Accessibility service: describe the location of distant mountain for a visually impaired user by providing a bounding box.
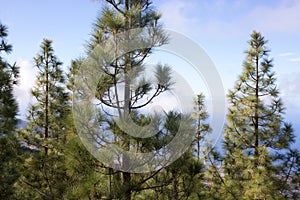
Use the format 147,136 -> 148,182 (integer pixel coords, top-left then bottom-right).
292,123 -> 300,149
16,119 -> 41,152
16,118 -> 27,129
0,119 -> 27,137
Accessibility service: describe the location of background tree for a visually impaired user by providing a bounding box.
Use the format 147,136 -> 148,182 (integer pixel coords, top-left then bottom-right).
16,39 -> 70,199
276,148 -> 300,199
194,93 -> 211,161
64,59 -> 108,199
0,22 -> 22,199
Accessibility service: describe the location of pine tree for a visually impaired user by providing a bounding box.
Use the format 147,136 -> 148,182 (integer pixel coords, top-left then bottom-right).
16,39 -> 70,199
71,1 -> 171,199
0,22 -> 22,199
217,31 -> 296,199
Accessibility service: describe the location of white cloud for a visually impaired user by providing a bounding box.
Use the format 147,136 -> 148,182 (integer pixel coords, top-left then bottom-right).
279,52 -> 295,57
158,0 -> 300,39
13,59 -> 37,119
245,0 -> 300,34
278,52 -> 300,62
279,72 -> 300,110
211,0 -> 300,37
289,58 -> 300,62
158,0 -> 198,34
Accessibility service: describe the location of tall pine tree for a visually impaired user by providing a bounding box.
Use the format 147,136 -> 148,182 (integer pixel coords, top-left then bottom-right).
71,1 -> 172,199
215,31 -> 296,199
16,39 -> 70,199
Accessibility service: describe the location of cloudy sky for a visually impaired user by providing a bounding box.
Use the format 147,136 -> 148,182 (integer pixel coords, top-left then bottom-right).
1,0 -> 300,146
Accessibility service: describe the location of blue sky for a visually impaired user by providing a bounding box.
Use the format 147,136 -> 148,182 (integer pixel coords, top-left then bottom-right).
1,0 -> 300,146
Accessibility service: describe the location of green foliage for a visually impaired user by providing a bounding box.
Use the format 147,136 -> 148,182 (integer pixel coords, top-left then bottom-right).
0,134 -> 23,199
15,152 -> 67,200
0,22 -> 22,199
63,131 -> 106,199
0,22 -> 19,135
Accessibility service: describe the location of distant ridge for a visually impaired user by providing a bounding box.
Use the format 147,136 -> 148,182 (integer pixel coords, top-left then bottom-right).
16,118 -> 27,129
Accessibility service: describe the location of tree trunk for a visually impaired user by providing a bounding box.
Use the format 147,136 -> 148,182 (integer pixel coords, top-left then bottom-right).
197,114 -> 201,161
45,51 -> 49,155
254,54 -> 259,167
122,1 -> 132,199
172,174 -> 179,200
